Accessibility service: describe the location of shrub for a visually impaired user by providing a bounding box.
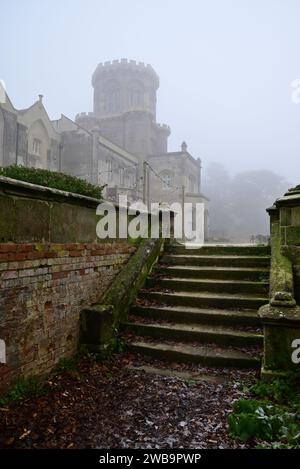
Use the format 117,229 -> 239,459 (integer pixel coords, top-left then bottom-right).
0,165 -> 104,199
250,373 -> 300,403
229,398 -> 300,445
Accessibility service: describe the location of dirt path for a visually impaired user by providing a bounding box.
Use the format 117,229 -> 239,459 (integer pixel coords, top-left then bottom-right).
0,354 -> 258,449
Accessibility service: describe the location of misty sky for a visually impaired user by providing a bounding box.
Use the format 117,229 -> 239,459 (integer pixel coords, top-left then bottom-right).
1,0 -> 300,185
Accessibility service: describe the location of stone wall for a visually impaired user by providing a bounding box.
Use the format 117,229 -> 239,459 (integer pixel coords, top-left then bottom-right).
0,177 -> 135,393
0,107 -> 28,167
0,242 -> 133,393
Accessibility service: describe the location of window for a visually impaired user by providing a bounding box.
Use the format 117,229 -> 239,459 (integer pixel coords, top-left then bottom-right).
161,171 -> 173,190
32,138 -> 41,156
106,89 -> 120,113
106,159 -> 113,182
119,167 -> 124,186
129,89 -> 143,107
189,175 -> 196,193
16,155 -> 24,166
128,80 -> 144,108
126,170 -> 135,188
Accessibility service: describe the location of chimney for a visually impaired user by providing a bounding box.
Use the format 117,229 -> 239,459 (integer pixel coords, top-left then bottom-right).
181,141 -> 187,153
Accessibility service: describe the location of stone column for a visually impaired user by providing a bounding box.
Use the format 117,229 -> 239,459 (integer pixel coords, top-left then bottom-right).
259,190 -> 300,380
197,157 -> 202,193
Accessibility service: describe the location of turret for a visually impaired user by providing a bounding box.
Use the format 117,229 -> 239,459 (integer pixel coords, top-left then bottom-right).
92,58 -> 159,119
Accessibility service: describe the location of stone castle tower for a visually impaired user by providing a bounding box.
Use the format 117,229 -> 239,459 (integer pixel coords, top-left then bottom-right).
76,59 -> 170,158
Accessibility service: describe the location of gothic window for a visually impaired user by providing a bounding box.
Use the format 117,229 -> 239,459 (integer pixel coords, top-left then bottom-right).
128,80 -> 144,107
189,175 -> 196,193
126,170 -> 135,188
129,89 -> 143,106
32,138 -> 41,156
106,159 -> 113,182
16,155 -> 24,166
106,89 -> 120,113
161,171 -> 173,190
119,167 -> 124,186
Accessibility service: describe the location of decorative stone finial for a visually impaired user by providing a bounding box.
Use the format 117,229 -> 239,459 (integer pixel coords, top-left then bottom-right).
181,141 -> 187,152
38,94 -> 43,103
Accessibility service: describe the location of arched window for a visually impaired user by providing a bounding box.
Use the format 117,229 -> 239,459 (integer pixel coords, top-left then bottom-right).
160,171 -> 174,190
106,89 -> 120,113
106,159 -> 113,181
28,119 -> 50,169
189,175 -> 196,193
129,89 -> 142,106
119,167 -> 124,186
104,80 -> 121,113
128,80 -> 144,108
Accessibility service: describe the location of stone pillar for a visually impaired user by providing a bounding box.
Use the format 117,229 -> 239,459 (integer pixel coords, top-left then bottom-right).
197,157 -> 202,193
259,190 -> 300,380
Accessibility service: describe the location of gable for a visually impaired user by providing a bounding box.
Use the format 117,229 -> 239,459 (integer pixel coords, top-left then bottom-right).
18,101 -> 60,141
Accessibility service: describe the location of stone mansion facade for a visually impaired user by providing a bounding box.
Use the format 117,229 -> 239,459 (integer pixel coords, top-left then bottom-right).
0,59 -> 208,231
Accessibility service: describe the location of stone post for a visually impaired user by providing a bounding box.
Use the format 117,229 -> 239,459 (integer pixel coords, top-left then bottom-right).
259,188 -> 300,380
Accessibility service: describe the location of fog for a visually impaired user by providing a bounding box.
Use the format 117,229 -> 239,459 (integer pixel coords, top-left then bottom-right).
1,0 -> 300,239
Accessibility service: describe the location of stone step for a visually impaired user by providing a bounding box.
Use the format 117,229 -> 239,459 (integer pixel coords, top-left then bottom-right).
160,254 -> 270,268
127,341 -> 261,369
146,277 -> 269,295
122,321 -> 263,347
126,364 -> 226,384
165,244 -> 270,256
130,304 -> 261,326
139,290 -> 268,310
155,265 -> 269,282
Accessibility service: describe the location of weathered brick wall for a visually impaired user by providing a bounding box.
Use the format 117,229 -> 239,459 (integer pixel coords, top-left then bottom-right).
0,242 -> 135,392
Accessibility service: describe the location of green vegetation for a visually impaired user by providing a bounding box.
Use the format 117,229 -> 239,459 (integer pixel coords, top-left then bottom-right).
0,353 -> 94,405
0,165 -> 104,199
115,338 -> 126,353
0,376 -> 45,405
229,374 -> 300,448
52,356 -> 79,376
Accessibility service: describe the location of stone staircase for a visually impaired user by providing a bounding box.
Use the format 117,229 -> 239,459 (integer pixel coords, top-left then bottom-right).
121,244 -> 270,369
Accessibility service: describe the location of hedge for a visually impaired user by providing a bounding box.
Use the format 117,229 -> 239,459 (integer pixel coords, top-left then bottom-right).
0,165 -> 104,200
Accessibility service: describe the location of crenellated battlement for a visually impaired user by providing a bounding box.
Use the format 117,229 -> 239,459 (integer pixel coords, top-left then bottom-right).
92,58 -> 159,87
155,122 -> 171,134
75,112 -> 95,120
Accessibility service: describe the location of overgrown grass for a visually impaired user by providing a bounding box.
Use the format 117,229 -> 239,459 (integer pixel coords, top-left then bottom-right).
0,165 -> 105,199
0,353 -> 94,406
229,373 -> 300,448
51,356 -> 79,376
0,376 -> 45,406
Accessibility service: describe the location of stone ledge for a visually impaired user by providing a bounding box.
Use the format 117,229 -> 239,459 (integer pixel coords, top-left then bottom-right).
0,175 -> 102,208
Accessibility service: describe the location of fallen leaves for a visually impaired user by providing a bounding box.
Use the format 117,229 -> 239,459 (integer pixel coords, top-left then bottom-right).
0,354 -> 257,449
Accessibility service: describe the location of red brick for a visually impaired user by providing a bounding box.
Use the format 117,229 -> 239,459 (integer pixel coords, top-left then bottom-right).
52,271 -> 68,280
85,243 -> 99,250
0,364 -> 10,379
69,251 -> 82,257
17,244 -> 34,253
8,253 -> 28,261
0,244 -> 17,253
0,253 -> 10,261
44,251 -> 58,259
66,243 -> 85,251
91,249 -> 105,256
27,252 -> 46,260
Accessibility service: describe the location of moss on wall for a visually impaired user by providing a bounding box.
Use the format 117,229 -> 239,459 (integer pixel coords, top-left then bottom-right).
80,236 -> 164,356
